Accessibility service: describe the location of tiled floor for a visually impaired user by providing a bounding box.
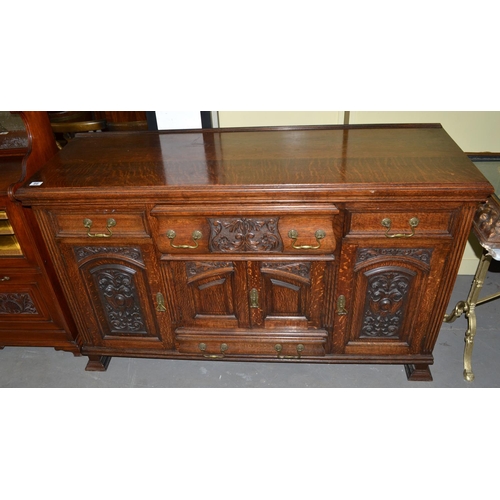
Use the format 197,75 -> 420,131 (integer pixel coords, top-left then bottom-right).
1,265 -> 499,387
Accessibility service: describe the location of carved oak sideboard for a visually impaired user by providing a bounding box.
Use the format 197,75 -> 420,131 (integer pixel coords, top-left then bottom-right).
15,124 -> 494,380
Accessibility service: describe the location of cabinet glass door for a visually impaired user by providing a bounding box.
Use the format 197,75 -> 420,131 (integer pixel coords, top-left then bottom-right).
0,211 -> 22,257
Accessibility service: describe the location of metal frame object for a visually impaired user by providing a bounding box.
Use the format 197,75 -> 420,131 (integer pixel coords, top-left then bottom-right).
444,193 -> 500,381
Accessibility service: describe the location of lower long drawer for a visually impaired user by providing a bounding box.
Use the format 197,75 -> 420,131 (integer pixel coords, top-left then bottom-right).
175,330 -> 327,358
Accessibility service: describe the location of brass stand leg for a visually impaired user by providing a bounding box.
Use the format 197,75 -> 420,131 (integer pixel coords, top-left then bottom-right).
444,250 -> 492,382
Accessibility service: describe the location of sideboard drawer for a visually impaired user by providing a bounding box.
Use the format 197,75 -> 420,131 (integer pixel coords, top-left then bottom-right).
154,214 -> 337,254
175,332 -> 327,358
347,210 -> 454,238
0,271 -> 51,321
51,211 -> 150,238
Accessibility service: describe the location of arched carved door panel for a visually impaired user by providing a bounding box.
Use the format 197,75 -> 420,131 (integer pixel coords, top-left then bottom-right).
335,243 -> 449,356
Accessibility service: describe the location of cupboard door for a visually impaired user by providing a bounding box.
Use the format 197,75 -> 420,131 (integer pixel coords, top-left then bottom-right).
335,242 -> 449,355
252,261 -> 326,331
169,259 -> 327,333
61,244 -> 168,349
169,260 -> 249,330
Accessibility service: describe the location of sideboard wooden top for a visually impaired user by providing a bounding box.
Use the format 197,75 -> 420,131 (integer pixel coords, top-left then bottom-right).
15,124 -> 494,203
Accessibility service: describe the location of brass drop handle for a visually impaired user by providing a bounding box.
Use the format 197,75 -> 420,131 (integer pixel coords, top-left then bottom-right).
381,217 -> 419,238
0,276 -> 10,282
336,295 -> 348,315
288,229 -> 326,249
275,344 -> 304,359
199,342 -> 228,358
83,218 -> 116,238
155,292 -> 167,312
167,229 -> 202,249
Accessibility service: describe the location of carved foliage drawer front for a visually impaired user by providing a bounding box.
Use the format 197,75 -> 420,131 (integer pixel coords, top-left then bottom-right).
154,215 -> 337,254
0,272 -> 51,323
347,209 -> 454,238
51,211 -> 150,238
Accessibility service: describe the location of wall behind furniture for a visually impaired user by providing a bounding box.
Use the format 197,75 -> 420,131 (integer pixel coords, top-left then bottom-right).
349,111 -> 500,153
218,111 -> 345,127
219,111 -> 500,153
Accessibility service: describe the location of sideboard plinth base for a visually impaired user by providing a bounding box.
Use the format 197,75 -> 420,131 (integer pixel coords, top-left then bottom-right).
85,355 -> 111,372
404,363 -> 433,381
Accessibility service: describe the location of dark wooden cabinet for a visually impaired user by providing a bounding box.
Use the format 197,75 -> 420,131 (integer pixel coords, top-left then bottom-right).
15,124 -> 494,380
0,114 -> 78,352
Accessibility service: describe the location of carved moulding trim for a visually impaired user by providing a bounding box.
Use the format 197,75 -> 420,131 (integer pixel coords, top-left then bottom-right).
74,246 -> 144,264
185,261 -> 233,279
208,217 -> 283,252
356,247 -> 433,264
261,261 -> 311,281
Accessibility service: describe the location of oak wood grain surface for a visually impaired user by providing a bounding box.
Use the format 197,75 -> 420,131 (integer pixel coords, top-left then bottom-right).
15,125 -> 493,204
13,122 -> 495,380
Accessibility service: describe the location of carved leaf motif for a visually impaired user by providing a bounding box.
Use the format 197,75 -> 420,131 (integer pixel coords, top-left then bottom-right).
474,197 -> 500,243
95,269 -> 147,334
209,217 -> 283,252
357,248 -> 433,264
75,246 -> 143,264
0,293 -> 38,314
361,271 -> 412,338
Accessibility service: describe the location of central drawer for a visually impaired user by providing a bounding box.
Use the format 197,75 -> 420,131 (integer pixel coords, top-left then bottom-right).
151,205 -> 340,255
175,331 -> 327,358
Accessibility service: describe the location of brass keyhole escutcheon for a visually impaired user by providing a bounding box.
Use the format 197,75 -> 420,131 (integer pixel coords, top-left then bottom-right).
155,292 -> 167,312
336,295 -> 348,316
249,288 -> 259,308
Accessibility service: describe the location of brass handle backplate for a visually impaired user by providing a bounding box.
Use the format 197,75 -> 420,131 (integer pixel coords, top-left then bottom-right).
199,342 -> 228,358
155,292 -> 167,312
336,295 -> 348,315
249,288 -> 259,308
167,229 -> 202,249
288,229 -> 326,249
381,217 -> 419,238
0,276 -> 10,282
83,218 -> 116,238
275,344 -> 304,359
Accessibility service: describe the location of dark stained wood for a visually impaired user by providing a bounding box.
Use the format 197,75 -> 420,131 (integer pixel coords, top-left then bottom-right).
15,125 -> 490,201
93,111 -> 148,131
0,112 -> 79,352
14,124 -> 494,380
